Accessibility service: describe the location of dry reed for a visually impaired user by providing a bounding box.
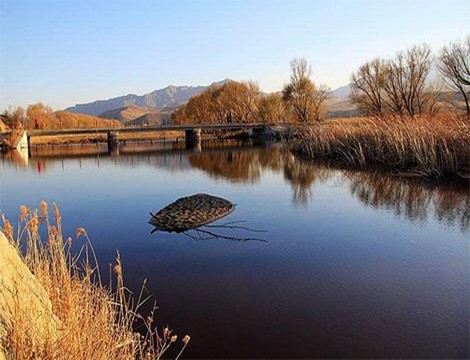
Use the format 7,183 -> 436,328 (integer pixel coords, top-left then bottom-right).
289,113 -> 470,179
1,202 -> 189,359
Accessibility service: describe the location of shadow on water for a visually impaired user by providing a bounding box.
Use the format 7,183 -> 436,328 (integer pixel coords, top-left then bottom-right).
151,220 -> 268,243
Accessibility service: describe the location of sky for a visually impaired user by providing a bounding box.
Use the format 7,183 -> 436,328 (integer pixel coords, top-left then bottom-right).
1,0 -> 469,110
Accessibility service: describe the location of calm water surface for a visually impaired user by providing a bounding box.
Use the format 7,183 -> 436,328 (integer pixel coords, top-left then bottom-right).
1,141 -> 469,359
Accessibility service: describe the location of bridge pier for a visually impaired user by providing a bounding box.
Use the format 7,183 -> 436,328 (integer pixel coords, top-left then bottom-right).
185,128 -> 202,150
107,131 -> 120,155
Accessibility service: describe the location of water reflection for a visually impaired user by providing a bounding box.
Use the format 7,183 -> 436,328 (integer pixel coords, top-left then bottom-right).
1,148 -> 29,169
2,140 -> 468,231
1,139 -> 468,358
188,147 -> 279,183
154,223 -> 268,243
344,170 -> 470,231
283,154 -> 336,207
189,145 -> 469,231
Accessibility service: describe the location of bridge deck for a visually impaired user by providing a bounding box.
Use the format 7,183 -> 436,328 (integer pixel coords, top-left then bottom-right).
27,123 -> 269,137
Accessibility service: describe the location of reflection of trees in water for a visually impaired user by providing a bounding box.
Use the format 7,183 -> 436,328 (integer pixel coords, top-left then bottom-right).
280,155 -> 469,230
188,147 -> 283,184
1,148 -> 29,169
189,146 -> 333,206
6,141 -> 468,231
344,170 -> 470,231
192,144 -> 470,230
283,155 -> 318,206
282,153 -> 339,207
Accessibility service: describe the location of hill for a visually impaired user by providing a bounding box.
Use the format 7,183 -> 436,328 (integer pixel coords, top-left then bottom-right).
98,105 -> 154,122
327,84 -> 358,118
327,100 -> 359,118
127,112 -> 169,127
65,81 -> 362,122
66,80 -> 232,116
330,84 -> 352,99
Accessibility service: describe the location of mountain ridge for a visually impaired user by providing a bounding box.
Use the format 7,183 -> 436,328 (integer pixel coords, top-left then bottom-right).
66,79 -> 232,116
330,83 -> 352,99
66,80 -> 353,120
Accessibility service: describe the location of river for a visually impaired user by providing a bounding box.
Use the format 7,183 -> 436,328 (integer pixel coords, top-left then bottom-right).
1,140 -> 468,358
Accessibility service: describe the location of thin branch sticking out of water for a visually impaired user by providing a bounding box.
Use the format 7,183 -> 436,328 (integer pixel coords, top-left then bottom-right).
151,220 -> 268,243
183,227 -> 267,243
203,220 -> 267,233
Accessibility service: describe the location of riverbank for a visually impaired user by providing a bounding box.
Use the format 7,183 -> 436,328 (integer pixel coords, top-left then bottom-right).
288,114 -> 470,180
0,202 -> 188,359
29,130 -> 185,146
26,129 -> 253,146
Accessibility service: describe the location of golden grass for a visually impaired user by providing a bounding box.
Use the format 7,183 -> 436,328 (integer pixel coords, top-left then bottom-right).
30,134 -> 108,145
119,131 -> 184,141
290,113 -> 470,179
30,131 -> 185,146
1,202 -> 189,359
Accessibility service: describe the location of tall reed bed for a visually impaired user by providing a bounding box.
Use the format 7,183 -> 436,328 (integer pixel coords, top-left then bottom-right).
289,113 -> 470,179
1,202 -> 189,359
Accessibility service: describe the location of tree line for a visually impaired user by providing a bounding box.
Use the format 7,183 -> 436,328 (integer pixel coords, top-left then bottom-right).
0,102 -> 120,130
351,37 -> 470,118
2,35 -> 468,130
172,59 -> 330,125
174,35 -> 469,125
0,103 -> 54,129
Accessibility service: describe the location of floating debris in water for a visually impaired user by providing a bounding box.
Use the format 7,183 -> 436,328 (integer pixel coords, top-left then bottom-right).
149,193 -> 235,232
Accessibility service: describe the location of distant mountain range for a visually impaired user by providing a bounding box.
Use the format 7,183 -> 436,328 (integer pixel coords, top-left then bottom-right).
66,79 -> 232,117
98,104 -> 157,123
65,80 -> 355,123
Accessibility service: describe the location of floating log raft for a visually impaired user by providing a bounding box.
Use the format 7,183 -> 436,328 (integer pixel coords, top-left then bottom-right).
150,193 -> 235,232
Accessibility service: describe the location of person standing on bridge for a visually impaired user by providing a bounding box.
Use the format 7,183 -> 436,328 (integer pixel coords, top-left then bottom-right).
34,118 -> 40,130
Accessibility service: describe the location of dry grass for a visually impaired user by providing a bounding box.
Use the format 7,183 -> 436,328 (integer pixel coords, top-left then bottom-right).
119,131 -> 184,141
30,131 -> 185,146
289,113 -> 470,179
0,202 -> 189,359
30,134 -> 108,145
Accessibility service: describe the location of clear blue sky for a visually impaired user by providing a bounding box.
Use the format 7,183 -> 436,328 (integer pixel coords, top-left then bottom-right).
1,0 -> 469,110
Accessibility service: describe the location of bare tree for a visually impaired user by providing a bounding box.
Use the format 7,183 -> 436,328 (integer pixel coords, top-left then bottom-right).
1,106 -> 27,129
282,58 -> 329,123
352,45 -> 436,117
311,84 -> 330,121
350,58 -> 387,115
438,36 -> 470,118
383,45 -> 434,116
282,58 -> 314,123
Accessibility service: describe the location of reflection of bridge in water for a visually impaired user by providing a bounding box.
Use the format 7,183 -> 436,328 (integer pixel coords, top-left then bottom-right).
9,139 -> 276,174
27,139 -> 274,164
2,140 -> 468,231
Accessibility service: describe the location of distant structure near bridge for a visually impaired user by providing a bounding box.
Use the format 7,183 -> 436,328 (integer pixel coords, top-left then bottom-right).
1,123 -> 280,156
